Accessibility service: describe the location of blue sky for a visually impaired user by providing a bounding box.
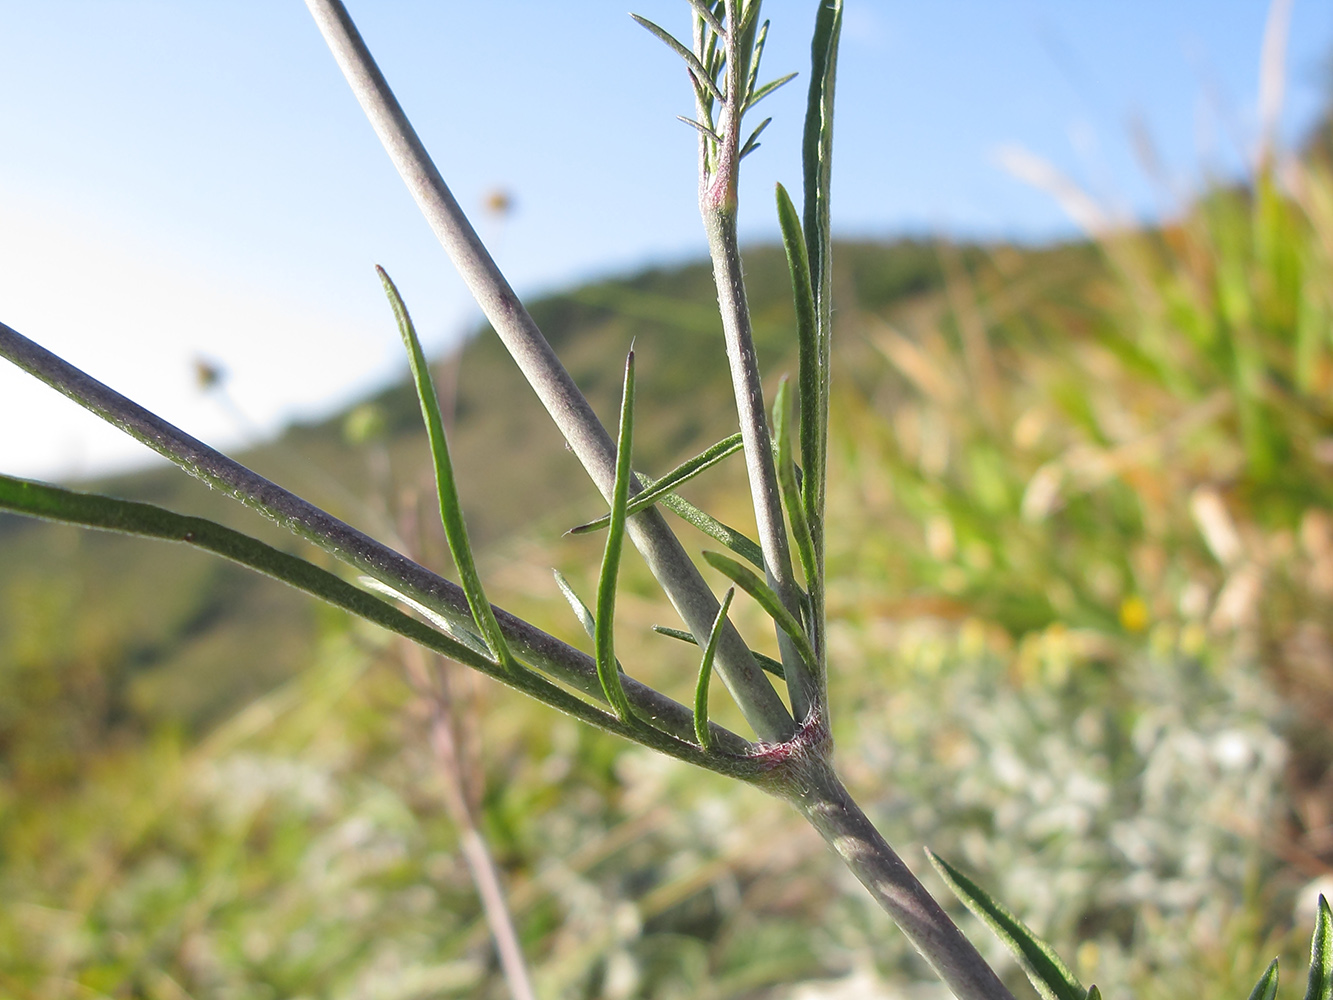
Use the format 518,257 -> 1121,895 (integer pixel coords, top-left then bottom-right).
1,1 -> 1330,481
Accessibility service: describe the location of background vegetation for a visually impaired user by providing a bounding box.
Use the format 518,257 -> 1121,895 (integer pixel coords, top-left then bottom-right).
3,107 -> 1333,1000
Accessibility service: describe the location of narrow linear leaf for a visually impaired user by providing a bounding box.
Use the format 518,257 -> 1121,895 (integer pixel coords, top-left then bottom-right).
802,0 -> 843,295
739,117 -> 771,160
776,182 -> 820,529
554,569 -> 625,673
747,71 -> 798,111
594,351 -> 637,722
1248,959 -> 1279,1000
694,587 -> 735,751
684,0 -> 726,40
552,570 -> 595,640
801,0 -> 843,540
701,23 -> 722,110
359,576 -> 489,656
568,432 -> 743,535
743,19 -> 770,107
773,379 -> 818,589
0,473 -> 503,674
677,114 -> 723,144
652,625 -> 698,644
702,550 -> 816,670
1084,988 -> 1101,1000
653,486 -> 766,571
1306,896 -> 1332,1000
379,266 -> 518,673
632,14 -> 724,103
926,850 -> 1085,1000
652,624 -> 785,679
736,0 -> 764,57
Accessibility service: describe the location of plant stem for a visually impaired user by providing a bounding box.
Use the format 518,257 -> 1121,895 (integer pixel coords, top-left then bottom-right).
697,2 -> 817,722
703,204 -> 815,722
785,760 -> 1018,1000
0,321 -> 753,760
304,0 -> 796,744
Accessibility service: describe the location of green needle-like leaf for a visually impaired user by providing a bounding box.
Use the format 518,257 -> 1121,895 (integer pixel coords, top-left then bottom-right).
739,117 -> 771,160
773,378 -> 817,590
927,851 -> 1086,1000
1306,896 -> 1332,1000
702,550 -> 815,670
568,432 -> 743,535
650,485 -> 765,570
747,71 -> 797,111
553,569 -> 626,674
632,14 -> 724,104
553,570 -> 596,641
379,266 -> 519,674
776,182 -> 820,531
801,0 -> 842,543
595,351 -> 638,723
743,19 -> 769,106
694,587 -> 735,751
652,625 -> 785,679
684,0 -> 727,40
677,114 -> 724,144
360,576 -> 490,656
1248,959 -> 1279,1000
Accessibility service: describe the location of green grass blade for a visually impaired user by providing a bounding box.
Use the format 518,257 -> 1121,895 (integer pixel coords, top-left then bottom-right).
1248,959 -> 1279,1000
594,351 -> 637,723
1305,896 -> 1332,1000
568,432 -> 743,535
702,550 -> 815,670
379,266 -> 518,673
773,378 -> 818,589
631,13 -> 724,104
652,625 -> 785,679
776,182 -> 821,532
926,850 -> 1085,1000
694,587 -> 735,751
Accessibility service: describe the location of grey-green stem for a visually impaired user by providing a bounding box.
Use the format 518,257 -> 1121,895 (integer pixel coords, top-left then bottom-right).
305,0 -> 796,744
703,205 -> 815,723
697,2 -> 817,722
785,757 -> 1018,1000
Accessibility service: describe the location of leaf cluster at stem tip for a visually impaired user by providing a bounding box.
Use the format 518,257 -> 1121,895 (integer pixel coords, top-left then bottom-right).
633,0 -> 797,178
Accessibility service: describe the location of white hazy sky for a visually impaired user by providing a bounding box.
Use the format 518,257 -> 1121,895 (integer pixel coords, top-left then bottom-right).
1,1 -> 1330,482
